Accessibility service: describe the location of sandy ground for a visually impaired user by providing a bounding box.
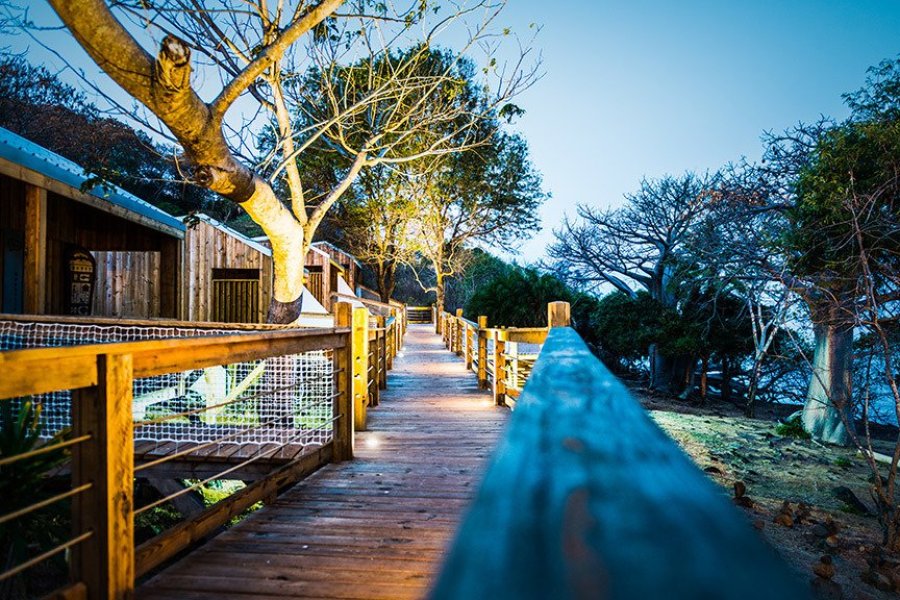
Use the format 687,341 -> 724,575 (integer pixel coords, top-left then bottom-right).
637,390 -> 900,599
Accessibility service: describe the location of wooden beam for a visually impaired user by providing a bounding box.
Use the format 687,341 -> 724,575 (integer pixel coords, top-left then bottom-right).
477,316 -> 488,389
333,303 -> 354,462
464,323 -> 473,371
71,353 -> 135,600
547,300 -> 571,328
492,330 -> 506,405
430,328 -> 809,600
351,306 -> 369,431
23,184 -> 47,314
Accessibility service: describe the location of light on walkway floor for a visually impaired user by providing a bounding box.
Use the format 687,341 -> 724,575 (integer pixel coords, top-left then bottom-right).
365,435 -> 380,449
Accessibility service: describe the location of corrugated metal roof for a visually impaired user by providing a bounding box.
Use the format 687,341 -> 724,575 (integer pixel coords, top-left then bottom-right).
0,126 -> 185,234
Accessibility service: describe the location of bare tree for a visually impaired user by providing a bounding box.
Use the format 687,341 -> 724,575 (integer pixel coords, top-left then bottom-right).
549,172 -> 713,392
44,0 -> 537,322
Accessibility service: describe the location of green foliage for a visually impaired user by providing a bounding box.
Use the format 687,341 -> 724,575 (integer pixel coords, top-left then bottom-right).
593,292 -> 659,361
787,118 -> 900,279
465,267 -> 571,327
774,415 -> 811,439
0,400 -> 71,591
592,288 -> 752,367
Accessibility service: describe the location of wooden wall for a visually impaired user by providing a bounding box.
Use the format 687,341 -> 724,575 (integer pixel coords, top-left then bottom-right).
312,242 -> 361,292
305,247 -> 333,310
0,173 -> 181,318
182,220 -> 273,323
92,251 -> 161,318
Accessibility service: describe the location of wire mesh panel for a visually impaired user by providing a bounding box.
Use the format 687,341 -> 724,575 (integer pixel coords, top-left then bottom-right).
0,320 -> 335,450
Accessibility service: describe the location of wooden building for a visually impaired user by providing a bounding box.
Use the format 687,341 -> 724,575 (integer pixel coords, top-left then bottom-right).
0,127 -> 184,318
311,240 -> 362,294
181,214 -> 274,323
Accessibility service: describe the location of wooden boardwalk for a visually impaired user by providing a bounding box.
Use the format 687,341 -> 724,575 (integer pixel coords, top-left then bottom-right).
138,324 -> 508,600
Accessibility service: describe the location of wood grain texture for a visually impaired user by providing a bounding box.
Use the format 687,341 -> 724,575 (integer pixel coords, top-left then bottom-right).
23,183 -> 47,314
137,324 -> 507,600
183,220 -> 273,323
430,327 -> 810,600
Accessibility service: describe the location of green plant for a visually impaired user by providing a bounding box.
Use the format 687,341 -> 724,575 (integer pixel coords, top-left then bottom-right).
774,415 -> 811,439
0,400 -> 71,595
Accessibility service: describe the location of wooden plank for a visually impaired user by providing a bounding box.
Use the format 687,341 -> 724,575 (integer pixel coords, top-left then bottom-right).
430,327 -> 809,600
71,353 -> 135,600
23,183 -> 46,314
491,330 -> 506,405
138,324 -> 506,600
333,303 -> 354,462
477,316 -> 488,388
351,306 -> 369,432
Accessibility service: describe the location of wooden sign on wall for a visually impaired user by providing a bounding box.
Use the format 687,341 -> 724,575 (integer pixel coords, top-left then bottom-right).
65,246 -> 96,316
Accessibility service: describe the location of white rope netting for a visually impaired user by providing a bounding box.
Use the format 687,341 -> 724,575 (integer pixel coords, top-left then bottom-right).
0,320 -> 335,448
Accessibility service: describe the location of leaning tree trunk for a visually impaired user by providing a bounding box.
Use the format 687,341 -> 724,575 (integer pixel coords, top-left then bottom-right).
801,305 -> 854,445
46,0 -> 339,325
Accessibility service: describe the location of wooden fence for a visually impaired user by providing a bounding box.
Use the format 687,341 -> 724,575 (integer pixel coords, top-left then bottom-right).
0,301 -> 405,599
431,302 -> 808,599
405,305 -> 434,324
438,302 -> 570,406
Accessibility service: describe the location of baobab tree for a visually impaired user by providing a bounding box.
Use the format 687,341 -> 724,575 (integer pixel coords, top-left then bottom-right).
549,172 -> 713,392
44,0 -> 537,322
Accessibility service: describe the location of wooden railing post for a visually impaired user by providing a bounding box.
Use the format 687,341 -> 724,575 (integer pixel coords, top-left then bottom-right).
368,332 -> 379,407
71,353 -> 135,600
333,303 -> 354,461
350,306 -> 369,431
477,316 -> 488,388
547,301 -> 571,328
464,323 -> 473,371
434,306 -> 440,333
492,330 -> 506,405
377,316 -> 387,390
386,318 -> 394,371
454,309 -> 464,355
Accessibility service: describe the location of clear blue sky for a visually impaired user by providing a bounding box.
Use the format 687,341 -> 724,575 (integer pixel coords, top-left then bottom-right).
498,0 -> 900,260
7,1 -> 900,262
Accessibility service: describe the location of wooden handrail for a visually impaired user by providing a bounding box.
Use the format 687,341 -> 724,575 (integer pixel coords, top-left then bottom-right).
439,307 -> 560,404
0,312 -> 302,330
430,326 -> 809,599
0,327 -> 349,400
0,299 -> 415,599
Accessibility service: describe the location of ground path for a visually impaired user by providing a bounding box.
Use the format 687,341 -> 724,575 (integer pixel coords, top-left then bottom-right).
138,324 -> 507,600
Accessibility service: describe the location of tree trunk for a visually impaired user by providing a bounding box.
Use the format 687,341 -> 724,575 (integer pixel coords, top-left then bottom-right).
722,358 -> 732,404
649,347 -> 692,395
434,273 -> 445,335
745,356 -> 763,417
801,307 -> 854,445
376,260 -> 396,304
699,355 -> 709,404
